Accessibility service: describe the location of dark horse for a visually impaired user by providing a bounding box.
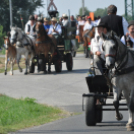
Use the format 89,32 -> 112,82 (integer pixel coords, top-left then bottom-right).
83,27 -> 95,58
35,22 -> 56,73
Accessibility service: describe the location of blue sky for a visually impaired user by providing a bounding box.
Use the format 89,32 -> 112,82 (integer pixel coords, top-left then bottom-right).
36,0 -> 125,17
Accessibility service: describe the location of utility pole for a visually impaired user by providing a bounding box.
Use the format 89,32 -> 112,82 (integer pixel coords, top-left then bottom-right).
125,0 -> 134,21
9,0 -> 13,27
82,0 -> 85,15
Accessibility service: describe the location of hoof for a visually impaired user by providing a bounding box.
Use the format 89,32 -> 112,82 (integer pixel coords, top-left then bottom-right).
44,71 -> 47,74
24,72 -> 28,75
10,73 -> 13,76
116,113 -> 123,121
19,69 -> 23,72
48,70 -> 51,74
127,125 -> 134,131
5,72 -> 7,75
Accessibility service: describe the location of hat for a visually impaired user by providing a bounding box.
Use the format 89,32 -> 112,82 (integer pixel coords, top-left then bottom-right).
128,20 -> 134,28
37,17 -> 43,22
51,17 -> 57,22
29,15 -> 35,20
96,20 -> 110,31
62,14 -> 68,17
44,18 -> 48,22
87,16 -> 91,19
107,5 -> 117,14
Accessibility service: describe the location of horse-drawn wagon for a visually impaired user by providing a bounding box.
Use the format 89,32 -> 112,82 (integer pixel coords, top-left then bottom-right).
30,11 -> 79,74
82,70 -> 127,126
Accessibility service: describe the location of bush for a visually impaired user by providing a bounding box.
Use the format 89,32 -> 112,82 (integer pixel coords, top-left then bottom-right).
0,25 -> 6,48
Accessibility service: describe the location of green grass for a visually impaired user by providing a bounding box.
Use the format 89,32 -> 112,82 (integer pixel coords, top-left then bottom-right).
77,44 -> 84,53
0,95 -> 70,134
0,49 -> 5,55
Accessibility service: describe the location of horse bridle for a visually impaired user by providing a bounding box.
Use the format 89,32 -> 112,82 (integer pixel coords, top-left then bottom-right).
103,38 -> 129,77
102,39 -> 118,60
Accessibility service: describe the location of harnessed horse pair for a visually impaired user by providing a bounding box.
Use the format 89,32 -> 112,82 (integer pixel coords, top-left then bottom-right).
9,24 -> 56,75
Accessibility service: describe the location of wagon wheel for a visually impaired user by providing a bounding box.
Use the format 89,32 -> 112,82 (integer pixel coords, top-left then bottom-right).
85,96 -> 96,126
96,105 -> 103,123
55,58 -> 62,72
66,53 -> 73,71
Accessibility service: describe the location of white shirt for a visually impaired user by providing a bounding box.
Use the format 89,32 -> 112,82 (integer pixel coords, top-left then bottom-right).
122,17 -> 128,35
91,37 -> 105,60
121,35 -> 134,48
78,20 -> 85,26
48,24 -> 62,35
25,21 -> 36,36
83,23 -> 93,31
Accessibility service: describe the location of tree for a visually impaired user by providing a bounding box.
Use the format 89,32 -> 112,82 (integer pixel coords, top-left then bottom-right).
94,8 -> 107,17
0,25 -> 6,48
0,0 -> 44,32
79,7 -> 90,16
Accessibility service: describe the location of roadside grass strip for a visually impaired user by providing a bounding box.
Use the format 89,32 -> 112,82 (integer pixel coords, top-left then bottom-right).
0,57 -> 25,74
0,95 -> 70,134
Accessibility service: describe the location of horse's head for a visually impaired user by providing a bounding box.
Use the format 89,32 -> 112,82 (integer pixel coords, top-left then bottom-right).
101,31 -> 118,69
3,36 -> 10,49
10,27 -> 22,45
35,22 -> 48,38
35,22 -> 44,34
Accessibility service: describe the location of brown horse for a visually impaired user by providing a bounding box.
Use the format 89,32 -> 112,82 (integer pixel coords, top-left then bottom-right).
35,22 -> 56,73
3,36 -> 16,75
83,27 -> 95,58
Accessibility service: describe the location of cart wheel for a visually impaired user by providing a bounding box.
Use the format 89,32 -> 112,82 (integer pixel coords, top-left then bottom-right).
96,105 -> 103,123
66,53 -> 73,71
55,59 -> 62,72
85,96 -> 96,126
30,62 -> 35,73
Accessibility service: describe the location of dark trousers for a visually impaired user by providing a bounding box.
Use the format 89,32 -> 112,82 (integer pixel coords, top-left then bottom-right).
94,56 -> 105,75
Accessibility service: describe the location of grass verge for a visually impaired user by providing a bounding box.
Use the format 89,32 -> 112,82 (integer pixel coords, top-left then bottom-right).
0,95 -> 70,134
0,57 -> 25,74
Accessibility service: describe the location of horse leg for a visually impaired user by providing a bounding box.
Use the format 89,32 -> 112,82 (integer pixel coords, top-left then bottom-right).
44,56 -> 47,74
37,55 -> 40,72
48,54 -> 52,73
10,58 -> 14,75
5,52 -> 8,75
127,89 -> 134,131
24,55 -> 29,75
113,85 -> 123,121
17,54 -> 23,72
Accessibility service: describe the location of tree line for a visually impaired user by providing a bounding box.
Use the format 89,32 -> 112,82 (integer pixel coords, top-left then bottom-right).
79,7 -> 132,21
0,0 -> 44,47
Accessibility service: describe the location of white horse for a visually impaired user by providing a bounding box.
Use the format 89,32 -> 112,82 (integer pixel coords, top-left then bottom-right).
101,31 -> 134,131
10,27 -> 35,74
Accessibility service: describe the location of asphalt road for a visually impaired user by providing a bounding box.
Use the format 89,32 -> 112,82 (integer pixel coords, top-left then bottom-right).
0,54 -> 132,134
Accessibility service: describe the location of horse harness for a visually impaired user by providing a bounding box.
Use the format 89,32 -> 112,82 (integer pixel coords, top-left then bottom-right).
104,38 -> 134,77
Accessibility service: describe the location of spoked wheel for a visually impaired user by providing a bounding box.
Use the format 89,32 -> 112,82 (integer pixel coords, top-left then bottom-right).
55,58 -> 62,72
85,96 -> 96,126
66,53 -> 73,71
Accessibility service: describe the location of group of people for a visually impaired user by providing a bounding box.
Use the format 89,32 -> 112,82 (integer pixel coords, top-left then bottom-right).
90,4 -> 134,76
